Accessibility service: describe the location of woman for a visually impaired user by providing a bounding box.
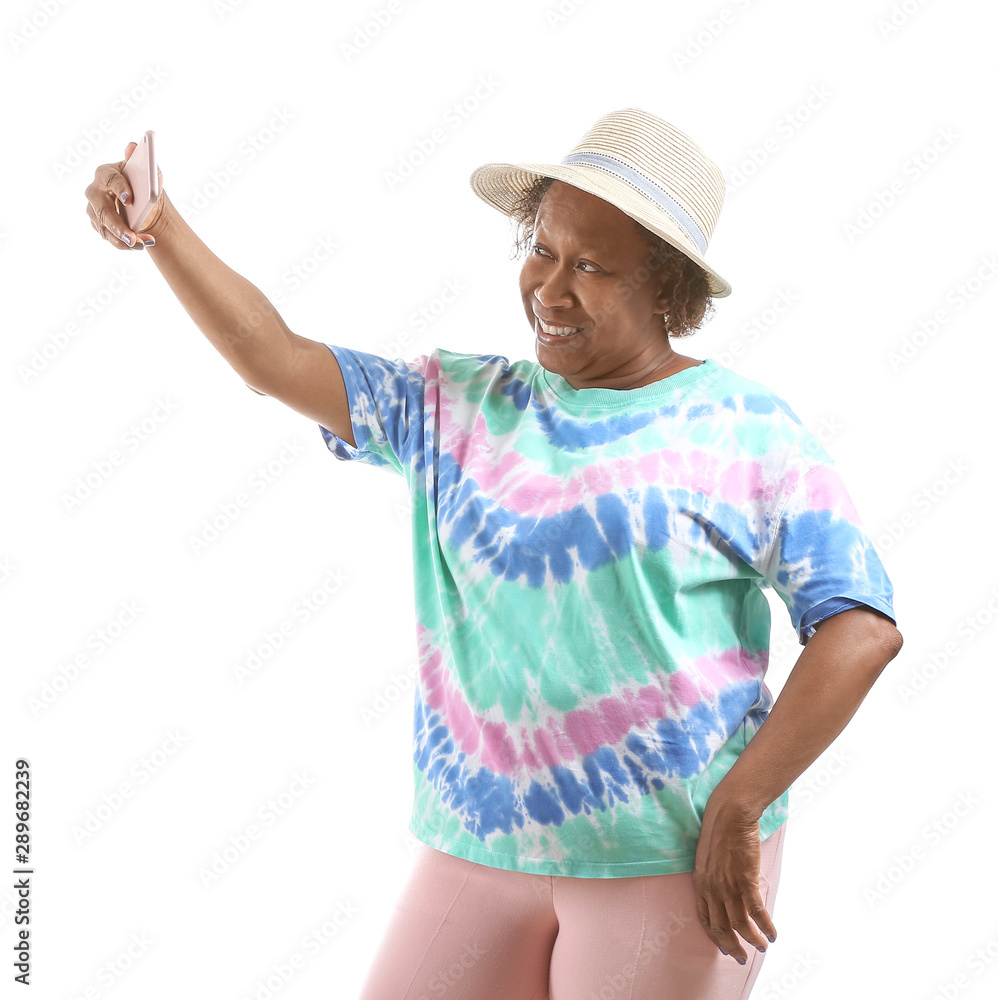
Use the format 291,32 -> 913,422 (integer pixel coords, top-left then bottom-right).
85,108 -> 902,999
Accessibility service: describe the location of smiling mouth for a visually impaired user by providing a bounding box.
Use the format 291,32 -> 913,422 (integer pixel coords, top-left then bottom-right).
536,318 -> 583,338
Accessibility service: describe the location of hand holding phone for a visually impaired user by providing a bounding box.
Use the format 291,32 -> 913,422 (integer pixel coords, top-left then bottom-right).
121,130 -> 160,232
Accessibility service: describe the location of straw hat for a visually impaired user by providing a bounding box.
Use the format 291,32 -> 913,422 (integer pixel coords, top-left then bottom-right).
469,108 -> 731,297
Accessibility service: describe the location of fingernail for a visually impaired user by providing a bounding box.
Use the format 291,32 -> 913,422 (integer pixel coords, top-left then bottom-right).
121,191 -> 129,204
767,934 -> 776,943
737,957 -> 746,966
718,946 -> 727,956
756,944 -> 767,952
121,233 -> 133,246
143,238 -> 155,247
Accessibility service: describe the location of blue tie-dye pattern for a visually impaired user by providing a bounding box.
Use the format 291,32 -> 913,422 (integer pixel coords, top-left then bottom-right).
498,373 -> 534,411
743,394 -> 777,415
475,353 -> 510,366
642,486 -> 673,550
591,746 -> 633,806
770,394 -> 803,424
320,345 -> 896,874
413,680 -> 765,841
622,754 -> 651,794
551,764 -> 588,813
657,715 -> 711,775
675,489 -> 769,569
319,424 -> 367,464
524,781 -> 565,825
595,492 -> 634,556
434,457 -> 778,589
414,697 -> 524,839
719,678 -> 761,730
438,450 -> 649,585
774,508 -> 894,629
317,346 -> 430,472
686,402 -> 715,419
526,392 -> 680,451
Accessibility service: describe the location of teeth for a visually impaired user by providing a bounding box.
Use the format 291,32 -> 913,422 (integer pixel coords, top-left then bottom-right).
539,319 -> 581,337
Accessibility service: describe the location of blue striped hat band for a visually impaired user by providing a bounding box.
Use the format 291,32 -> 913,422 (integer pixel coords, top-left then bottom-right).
559,151 -> 709,256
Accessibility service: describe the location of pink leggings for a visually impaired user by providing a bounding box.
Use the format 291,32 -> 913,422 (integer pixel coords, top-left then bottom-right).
358,822 -> 786,1000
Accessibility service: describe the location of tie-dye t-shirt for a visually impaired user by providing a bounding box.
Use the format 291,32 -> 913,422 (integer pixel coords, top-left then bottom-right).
318,346 -> 896,878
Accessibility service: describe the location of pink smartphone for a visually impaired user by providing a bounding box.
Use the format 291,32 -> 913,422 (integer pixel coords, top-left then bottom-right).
122,130 -> 159,231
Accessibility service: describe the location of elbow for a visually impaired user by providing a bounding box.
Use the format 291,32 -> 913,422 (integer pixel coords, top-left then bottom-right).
815,607 -> 903,676
884,624 -> 904,659
867,616 -> 904,679
869,611 -> 903,661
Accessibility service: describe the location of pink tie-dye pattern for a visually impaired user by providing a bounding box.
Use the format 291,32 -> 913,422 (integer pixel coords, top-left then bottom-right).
445,440 -> 780,519
802,464 -> 862,523
692,645 -> 770,700
718,460 -> 768,504
416,628 -> 482,759
480,720 -> 517,773
416,621 -> 767,775
668,671 -> 702,708
319,349 -> 895,874
431,375 -> 761,516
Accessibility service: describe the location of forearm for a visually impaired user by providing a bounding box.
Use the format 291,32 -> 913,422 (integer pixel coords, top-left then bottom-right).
706,608 -> 903,824
145,193 -> 293,387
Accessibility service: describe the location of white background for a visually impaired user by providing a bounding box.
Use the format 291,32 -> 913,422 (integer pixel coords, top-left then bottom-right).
2,0 -> 996,997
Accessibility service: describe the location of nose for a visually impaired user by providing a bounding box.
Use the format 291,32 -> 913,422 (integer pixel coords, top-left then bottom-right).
532,264 -> 575,309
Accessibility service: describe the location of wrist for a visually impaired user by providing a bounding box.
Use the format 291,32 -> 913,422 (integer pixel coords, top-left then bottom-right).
703,777 -> 768,826
139,190 -> 176,245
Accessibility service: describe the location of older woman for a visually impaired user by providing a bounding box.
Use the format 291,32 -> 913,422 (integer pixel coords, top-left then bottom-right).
86,109 -> 901,1000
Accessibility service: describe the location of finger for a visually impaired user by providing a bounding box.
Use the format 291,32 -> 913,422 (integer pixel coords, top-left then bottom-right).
88,160 -> 133,207
96,200 -> 136,247
727,891 -> 773,956
747,889 -> 777,945
694,890 -> 716,949
702,895 -> 747,965
694,879 -> 740,962
86,198 -> 137,250
120,142 -> 138,206
87,161 -> 137,233
699,880 -> 772,964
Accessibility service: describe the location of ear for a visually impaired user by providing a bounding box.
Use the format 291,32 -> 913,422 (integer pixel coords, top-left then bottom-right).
651,280 -> 672,318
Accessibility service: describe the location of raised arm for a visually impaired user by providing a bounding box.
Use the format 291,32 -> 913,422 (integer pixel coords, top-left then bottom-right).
85,144 -> 355,448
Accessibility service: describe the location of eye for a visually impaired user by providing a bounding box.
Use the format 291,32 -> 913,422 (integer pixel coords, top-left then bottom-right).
531,245 -> 601,272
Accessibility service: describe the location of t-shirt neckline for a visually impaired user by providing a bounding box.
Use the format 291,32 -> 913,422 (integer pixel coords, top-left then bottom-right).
537,358 -> 716,408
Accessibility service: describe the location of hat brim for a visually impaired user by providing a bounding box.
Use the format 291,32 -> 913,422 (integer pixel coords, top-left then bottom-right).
470,161 -> 731,298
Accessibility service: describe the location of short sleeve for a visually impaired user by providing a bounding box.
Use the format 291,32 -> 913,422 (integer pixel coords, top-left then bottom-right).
317,344 -> 428,476
764,462 -> 896,645
798,597 -> 888,642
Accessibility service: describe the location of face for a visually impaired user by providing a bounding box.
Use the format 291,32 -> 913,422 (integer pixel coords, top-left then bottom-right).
518,180 -> 688,391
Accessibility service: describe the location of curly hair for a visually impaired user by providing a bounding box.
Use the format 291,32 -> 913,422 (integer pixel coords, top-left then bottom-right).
507,175 -> 714,338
